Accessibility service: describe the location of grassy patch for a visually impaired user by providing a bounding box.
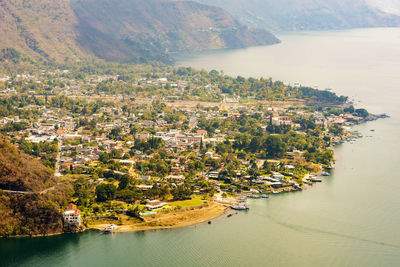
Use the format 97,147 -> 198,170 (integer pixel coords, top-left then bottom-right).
168,197 -> 207,208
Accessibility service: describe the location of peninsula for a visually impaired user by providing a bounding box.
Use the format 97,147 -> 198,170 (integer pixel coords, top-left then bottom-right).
0,62 -> 381,237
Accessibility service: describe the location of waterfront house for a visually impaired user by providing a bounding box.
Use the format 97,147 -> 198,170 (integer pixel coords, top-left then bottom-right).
146,200 -> 167,210
63,204 -> 82,226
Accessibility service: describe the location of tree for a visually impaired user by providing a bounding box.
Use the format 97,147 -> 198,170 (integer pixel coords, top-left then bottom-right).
344,105 -> 355,113
134,137 -> 164,153
171,184 -> 192,200
96,184 -> 117,202
263,135 -> 287,158
1,122 -> 29,132
247,163 -> 260,178
316,149 -> 334,165
108,127 -> 123,140
118,174 -> 131,190
233,134 -> 250,150
99,152 -> 110,164
115,189 -> 139,202
329,125 -> 343,135
126,206 -> 144,221
159,184 -> 171,200
355,108 -> 369,118
262,160 -> 272,172
248,136 -> 261,153
296,118 -> 316,130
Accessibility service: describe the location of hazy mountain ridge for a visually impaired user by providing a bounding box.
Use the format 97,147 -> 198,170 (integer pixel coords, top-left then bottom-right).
195,0 -> 400,32
0,0 -> 279,64
72,0 -> 279,62
368,0 -> 400,15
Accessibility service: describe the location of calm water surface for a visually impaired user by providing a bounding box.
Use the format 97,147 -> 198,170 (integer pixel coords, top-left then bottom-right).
1,28 -> 400,267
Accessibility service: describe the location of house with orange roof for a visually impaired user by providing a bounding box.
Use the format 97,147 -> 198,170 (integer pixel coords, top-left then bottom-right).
63,203 -> 82,226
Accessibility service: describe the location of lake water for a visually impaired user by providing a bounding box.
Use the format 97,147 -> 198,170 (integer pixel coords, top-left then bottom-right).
1,28 -> 400,267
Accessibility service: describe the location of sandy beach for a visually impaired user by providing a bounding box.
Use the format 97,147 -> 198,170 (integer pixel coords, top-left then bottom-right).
88,202 -> 228,233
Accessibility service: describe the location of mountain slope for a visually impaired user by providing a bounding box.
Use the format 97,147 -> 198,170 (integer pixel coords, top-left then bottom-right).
0,0 -> 279,63
0,0 -> 83,62
0,135 -> 73,237
0,135 -> 55,192
195,0 -> 400,32
72,0 -> 279,62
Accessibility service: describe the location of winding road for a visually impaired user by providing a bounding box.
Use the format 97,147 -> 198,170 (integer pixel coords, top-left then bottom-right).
1,185 -> 56,195
2,138 -> 63,195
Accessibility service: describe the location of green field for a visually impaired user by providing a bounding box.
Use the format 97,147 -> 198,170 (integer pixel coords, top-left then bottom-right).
168,197 -> 207,208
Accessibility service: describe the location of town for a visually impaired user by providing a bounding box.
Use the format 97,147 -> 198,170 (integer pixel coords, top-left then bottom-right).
0,66 -> 373,232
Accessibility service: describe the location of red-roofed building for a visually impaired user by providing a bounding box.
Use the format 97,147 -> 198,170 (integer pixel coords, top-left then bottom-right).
63,203 -> 82,226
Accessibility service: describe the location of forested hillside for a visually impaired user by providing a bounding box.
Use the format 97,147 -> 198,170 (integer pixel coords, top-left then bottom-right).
0,136 -> 73,237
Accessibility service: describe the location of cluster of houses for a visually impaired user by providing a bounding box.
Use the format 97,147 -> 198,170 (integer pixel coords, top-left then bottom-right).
205,164 -> 301,190
0,71 -> 369,221
0,90 -> 363,178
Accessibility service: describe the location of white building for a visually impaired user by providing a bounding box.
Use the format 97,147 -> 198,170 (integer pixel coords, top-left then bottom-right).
271,116 -> 292,126
146,200 -> 167,210
63,204 -> 82,226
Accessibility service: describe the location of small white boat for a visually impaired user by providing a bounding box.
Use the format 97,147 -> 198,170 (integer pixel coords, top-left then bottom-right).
321,171 -> 330,176
103,224 -> 118,232
231,202 -> 249,210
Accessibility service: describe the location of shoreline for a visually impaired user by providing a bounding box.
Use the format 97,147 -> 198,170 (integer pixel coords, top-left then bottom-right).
1,115 -> 385,239
1,203 -> 227,238
87,202 -> 228,233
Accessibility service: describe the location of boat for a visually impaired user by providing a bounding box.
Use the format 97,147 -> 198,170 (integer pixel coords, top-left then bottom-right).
325,163 -> 335,169
103,224 -> 118,232
239,196 -> 247,201
231,202 -> 249,210
260,194 -> 269,198
247,194 -> 261,199
321,171 -> 330,176
309,177 -> 322,182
